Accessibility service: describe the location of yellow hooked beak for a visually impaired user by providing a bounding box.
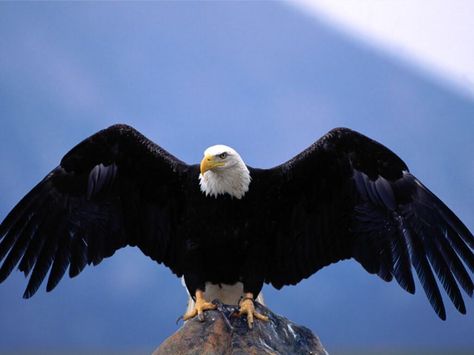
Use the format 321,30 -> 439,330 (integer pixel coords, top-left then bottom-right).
200,154 -> 225,174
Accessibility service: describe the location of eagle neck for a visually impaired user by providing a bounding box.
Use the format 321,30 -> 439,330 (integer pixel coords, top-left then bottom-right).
199,163 -> 250,199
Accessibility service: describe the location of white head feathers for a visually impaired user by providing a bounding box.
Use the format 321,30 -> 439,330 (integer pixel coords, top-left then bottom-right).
199,145 -> 250,199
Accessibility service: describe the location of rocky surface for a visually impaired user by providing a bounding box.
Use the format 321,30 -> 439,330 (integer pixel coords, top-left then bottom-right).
153,301 -> 327,355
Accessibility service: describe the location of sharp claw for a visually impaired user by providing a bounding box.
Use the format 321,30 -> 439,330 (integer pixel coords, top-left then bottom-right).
182,310 -> 196,322
254,312 -> 269,322
198,312 -> 205,321
247,311 -> 254,328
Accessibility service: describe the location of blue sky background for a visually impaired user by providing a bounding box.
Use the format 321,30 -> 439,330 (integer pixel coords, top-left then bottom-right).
0,2 -> 473,353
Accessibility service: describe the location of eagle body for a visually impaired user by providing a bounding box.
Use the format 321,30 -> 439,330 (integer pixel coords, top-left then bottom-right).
1,124 -> 473,323
176,181 -> 267,298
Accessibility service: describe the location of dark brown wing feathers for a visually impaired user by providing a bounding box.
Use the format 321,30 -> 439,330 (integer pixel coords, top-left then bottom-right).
255,128 -> 473,319
0,124 -> 189,298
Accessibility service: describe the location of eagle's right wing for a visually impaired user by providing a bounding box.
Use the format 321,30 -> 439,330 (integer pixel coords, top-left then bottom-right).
0,124 -> 192,298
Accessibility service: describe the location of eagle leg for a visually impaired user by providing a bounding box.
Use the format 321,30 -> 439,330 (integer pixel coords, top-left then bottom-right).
182,289 -> 216,322
236,292 -> 269,329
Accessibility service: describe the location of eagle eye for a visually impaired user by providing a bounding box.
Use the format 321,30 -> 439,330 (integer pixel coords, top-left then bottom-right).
218,152 -> 228,159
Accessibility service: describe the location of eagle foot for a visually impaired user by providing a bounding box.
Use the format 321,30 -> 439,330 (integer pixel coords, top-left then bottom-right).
235,294 -> 269,329
182,290 -> 216,322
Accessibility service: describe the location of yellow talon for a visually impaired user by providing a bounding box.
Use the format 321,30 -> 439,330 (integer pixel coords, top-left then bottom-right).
182,289 -> 216,322
237,292 -> 269,329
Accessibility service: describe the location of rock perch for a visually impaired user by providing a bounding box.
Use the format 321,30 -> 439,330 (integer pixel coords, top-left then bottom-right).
153,301 -> 328,355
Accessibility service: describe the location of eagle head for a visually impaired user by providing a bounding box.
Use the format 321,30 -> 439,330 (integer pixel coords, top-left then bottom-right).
199,145 -> 250,199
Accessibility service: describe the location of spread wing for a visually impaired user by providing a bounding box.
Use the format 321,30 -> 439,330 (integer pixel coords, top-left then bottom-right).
253,128 -> 473,319
0,124 -> 191,298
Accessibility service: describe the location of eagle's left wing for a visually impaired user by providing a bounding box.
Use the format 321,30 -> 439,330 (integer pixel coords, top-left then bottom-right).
251,128 -> 473,320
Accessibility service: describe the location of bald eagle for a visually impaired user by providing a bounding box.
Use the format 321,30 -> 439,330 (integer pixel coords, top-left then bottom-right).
0,124 -> 472,328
